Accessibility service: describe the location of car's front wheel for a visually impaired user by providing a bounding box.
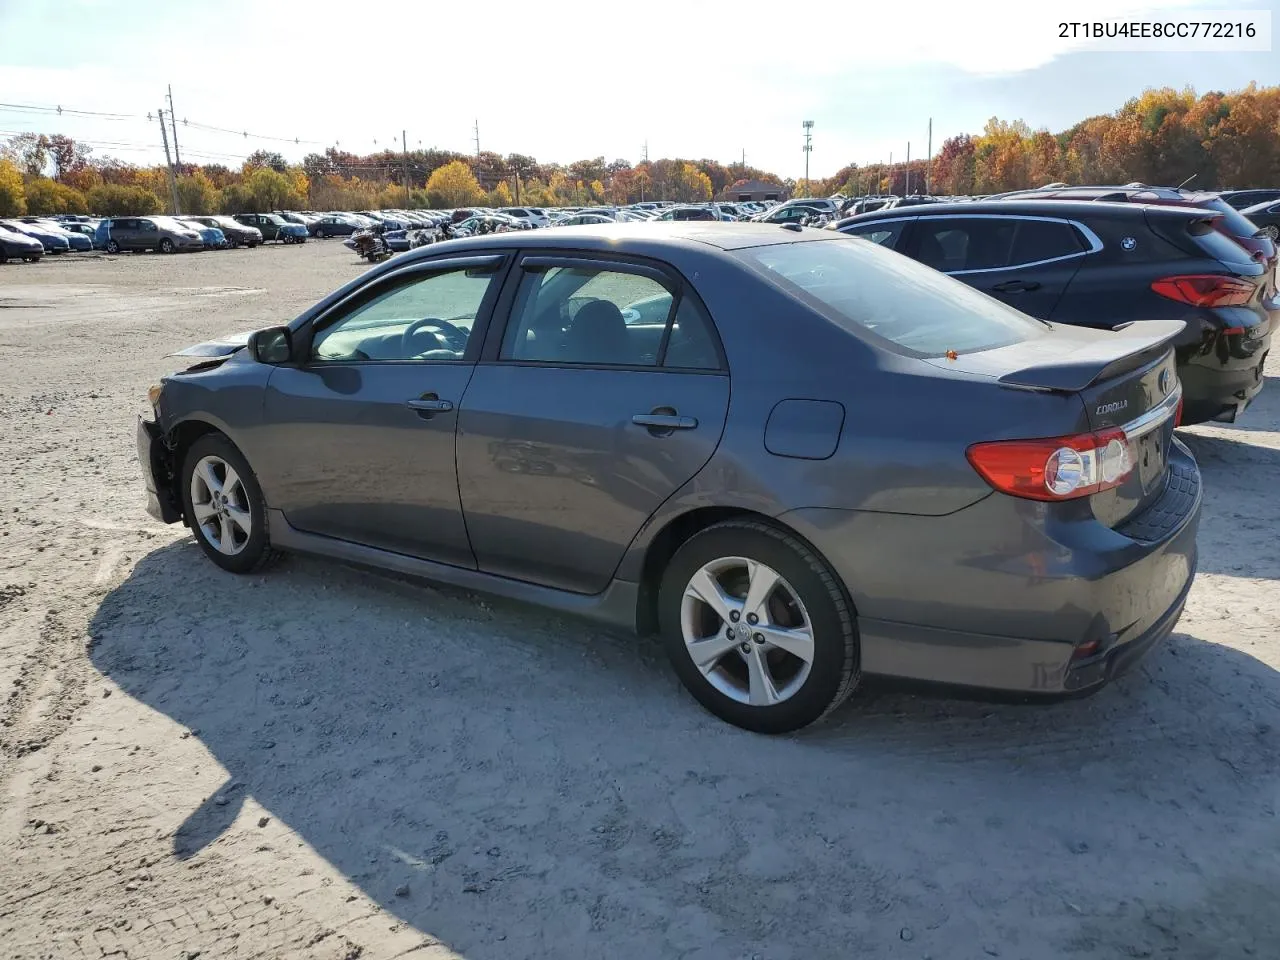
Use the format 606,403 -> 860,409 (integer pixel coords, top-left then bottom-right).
159,238 -> 175,254
180,434 -> 276,574
659,520 -> 860,733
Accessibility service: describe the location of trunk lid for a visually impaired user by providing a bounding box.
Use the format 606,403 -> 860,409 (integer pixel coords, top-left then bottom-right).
929,320 -> 1184,527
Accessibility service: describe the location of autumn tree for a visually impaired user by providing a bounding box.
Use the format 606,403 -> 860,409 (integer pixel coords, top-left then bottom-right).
486,181 -> 514,207
243,150 -> 288,174
669,161 -> 712,202
24,177 -> 88,215
86,184 -> 161,216
176,170 -> 219,214
0,159 -> 26,215
426,160 -> 484,208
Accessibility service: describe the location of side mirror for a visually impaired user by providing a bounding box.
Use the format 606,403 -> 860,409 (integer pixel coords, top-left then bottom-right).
248,326 -> 293,365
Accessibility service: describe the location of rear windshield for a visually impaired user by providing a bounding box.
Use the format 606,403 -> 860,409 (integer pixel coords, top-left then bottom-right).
1187,218 -> 1258,265
737,237 -> 1046,358
1197,197 -> 1265,239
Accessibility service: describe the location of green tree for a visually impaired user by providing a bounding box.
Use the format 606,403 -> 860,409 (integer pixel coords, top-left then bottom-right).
0,159 -> 26,215
244,168 -> 292,212
425,160 -> 484,208
176,170 -> 218,215
24,177 -> 88,215
85,184 -> 161,216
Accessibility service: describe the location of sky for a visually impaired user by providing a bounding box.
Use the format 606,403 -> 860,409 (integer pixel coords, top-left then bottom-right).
0,0 -> 1275,180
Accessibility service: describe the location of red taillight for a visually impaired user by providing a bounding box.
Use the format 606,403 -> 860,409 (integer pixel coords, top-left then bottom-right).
966,428 -> 1134,501
1151,274 -> 1255,307
1174,396 -> 1184,426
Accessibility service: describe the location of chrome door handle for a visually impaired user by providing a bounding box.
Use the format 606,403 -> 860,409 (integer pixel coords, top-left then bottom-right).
406,398 -> 454,412
631,414 -> 697,430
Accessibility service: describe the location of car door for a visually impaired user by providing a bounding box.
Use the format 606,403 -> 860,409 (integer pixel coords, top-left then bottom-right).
137,219 -> 161,250
903,214 -> 1089,319
255,254 -> 509,566
111,218 -> 138,249
456,253 -> 730,594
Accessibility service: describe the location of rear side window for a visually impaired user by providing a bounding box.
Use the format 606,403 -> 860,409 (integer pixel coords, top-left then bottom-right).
738,238 -> 1045,358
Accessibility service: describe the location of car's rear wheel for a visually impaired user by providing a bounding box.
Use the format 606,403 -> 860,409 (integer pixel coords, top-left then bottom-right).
159,238 -> 175,254
179,434 -> 276,574
658,520 -> 860,733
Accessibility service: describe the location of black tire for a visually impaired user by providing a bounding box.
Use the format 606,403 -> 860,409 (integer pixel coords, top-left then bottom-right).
0,250 -> 6,264
658,519 -> 859,733
159,238 -> 175,254
24,256 -> 39,263
179,433 -> 277,575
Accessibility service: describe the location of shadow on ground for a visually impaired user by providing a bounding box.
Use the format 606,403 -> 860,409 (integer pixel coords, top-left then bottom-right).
91,537 -> 1280,960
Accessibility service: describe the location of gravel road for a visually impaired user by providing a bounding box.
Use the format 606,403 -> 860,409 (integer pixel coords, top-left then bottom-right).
1,243 -> 1278,960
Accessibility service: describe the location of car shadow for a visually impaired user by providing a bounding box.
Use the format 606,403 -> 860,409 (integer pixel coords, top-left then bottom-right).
91,540 -> 1280,959
1196,375 -> 1280,434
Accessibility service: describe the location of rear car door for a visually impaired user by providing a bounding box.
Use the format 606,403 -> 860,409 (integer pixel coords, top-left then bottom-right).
113,218 -> 140,249
905,215 -> 1091,319
456,254 -> 730,593
255,254 -> 508,567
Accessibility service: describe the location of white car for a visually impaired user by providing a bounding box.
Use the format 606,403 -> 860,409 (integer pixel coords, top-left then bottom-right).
500,207 -> 551,228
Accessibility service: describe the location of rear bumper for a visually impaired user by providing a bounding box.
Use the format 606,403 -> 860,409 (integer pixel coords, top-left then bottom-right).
1179,349 -> 1269,423
136,417 -> 181,524
781,443 -> 1202,696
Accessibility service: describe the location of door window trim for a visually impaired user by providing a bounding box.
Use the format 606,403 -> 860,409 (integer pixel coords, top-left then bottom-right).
299,253 -> 510,366
480,250 -> 728,374
904,214 -> 1104,275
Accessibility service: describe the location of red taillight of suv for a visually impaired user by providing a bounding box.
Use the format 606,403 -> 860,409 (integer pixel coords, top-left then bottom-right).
967,428 -> 1134,501
1151,274 -> 1255,308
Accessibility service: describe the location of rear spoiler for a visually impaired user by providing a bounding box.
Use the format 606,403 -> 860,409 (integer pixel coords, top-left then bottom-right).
998,319 -> 1185,392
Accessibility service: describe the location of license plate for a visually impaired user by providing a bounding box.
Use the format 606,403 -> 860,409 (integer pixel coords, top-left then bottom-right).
1137,426 -> 1167,493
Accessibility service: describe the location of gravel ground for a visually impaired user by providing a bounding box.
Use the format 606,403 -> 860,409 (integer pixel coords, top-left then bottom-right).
1,243 -> 1278,960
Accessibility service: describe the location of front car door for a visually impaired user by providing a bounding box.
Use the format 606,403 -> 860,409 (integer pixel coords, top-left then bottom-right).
903,214 -> 1092,319
456,253 -> 730,593
255,254 -> 508,566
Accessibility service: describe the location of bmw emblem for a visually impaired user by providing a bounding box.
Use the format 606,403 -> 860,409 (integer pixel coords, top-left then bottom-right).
1158,368 -> 1171,395
1121,236 -> 1137,251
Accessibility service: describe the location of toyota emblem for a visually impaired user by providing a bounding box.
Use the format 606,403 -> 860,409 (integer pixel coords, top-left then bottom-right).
1158,368 -> 1171,395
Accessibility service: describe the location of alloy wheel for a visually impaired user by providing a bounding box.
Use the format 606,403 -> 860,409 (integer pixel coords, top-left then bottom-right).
189,455 -> 253,556
680,556 -> 815,706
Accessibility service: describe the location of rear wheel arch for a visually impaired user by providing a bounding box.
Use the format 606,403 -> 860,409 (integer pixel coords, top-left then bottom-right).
635,506 -> 854,636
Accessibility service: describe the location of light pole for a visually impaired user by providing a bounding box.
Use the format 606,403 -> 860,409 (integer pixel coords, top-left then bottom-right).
801,120 -> 814,194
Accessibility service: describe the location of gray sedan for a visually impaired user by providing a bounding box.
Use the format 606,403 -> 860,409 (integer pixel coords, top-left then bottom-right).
137,223 -> 1200,732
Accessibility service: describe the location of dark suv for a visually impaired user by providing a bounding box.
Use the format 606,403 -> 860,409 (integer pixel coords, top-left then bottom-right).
836,199 -> 1276,424
992,184 -> 1277,266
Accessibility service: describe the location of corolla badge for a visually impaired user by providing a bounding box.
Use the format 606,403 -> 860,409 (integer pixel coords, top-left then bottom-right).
1096,400 -> 1129,416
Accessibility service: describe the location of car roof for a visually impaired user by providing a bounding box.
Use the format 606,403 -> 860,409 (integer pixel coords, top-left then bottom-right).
398,222 -> 834,258
839,198 -> 1211,223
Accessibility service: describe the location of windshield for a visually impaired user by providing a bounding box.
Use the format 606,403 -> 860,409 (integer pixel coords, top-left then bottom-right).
737,237 -> 1046,358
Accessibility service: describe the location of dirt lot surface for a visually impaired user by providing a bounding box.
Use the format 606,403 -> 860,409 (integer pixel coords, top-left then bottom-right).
1,243 -> 1278,960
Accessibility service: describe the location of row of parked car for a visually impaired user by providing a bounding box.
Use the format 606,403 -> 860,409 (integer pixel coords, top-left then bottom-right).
825,182 -> 1279,427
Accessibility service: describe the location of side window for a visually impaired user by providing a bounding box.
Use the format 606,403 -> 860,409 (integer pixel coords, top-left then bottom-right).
501,265 -> 673,366
914,218 -> 1015,272
662,297 -> 721,370
843,221 -> 906,248
1009,219 -> 1083,266
311,266 -> 498,362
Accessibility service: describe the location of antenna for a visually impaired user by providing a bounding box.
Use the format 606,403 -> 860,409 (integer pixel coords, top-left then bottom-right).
1177,173 -> 1197,189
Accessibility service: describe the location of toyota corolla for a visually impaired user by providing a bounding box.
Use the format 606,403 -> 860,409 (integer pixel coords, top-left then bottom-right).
137,223 -> 1201,732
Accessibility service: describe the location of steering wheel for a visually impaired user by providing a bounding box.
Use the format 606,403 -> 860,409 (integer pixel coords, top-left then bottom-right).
401,317 -> 469,356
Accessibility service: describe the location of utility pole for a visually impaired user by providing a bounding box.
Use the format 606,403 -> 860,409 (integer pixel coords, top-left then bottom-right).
888,151 -> 892,194
926,117 -> 933,195
157,107 -> 181,214
473,119 -> 480,158
905,142 -> 911,196
166,85 -> 182,168
802,120 -> 814,193
514,169 -> 521,205
401,129 -> 410,206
